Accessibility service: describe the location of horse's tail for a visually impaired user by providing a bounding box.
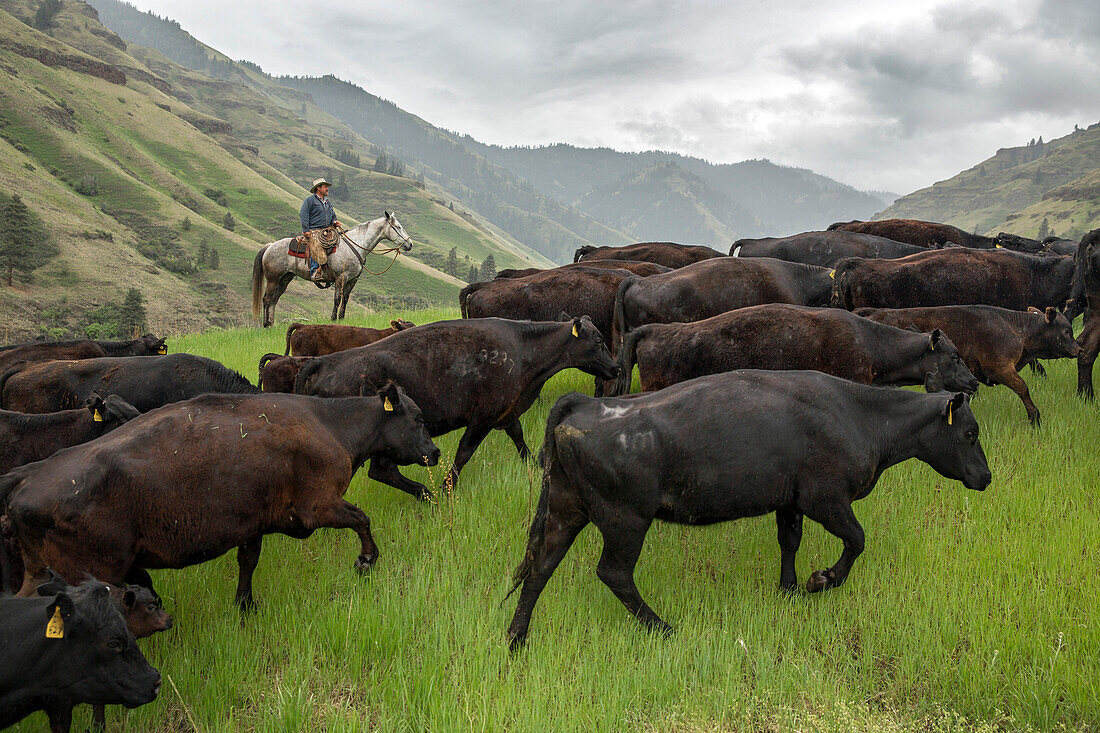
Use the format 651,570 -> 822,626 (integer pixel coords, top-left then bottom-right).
251,246 -> 267,322
284,323 -> 303,356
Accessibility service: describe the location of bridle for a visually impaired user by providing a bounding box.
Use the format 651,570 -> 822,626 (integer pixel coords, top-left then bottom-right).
336,220 -> 410,276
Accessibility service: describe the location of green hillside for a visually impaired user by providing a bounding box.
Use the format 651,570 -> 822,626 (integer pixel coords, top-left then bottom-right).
0,0 -> 545,341
877,122 -> 1100,239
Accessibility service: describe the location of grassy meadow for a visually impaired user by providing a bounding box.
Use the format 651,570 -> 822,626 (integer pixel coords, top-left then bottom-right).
12,309 -> 1100,732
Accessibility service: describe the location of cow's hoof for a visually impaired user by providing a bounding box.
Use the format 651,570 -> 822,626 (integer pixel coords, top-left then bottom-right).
806,569 -> 835,593
414,487 -> 434,502
236,597 -> 258,616
507,631 -> 527,653
354,553 -> 376,575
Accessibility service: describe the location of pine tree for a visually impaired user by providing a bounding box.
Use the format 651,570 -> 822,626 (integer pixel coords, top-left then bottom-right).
181,216 -> 192,231
479,254 -> 496,280
209,248 -> 220,270
222,212 -> 235,231
0,194 -> 54,286
1037,217 -> 1050,240
198,239 -> 210,266
118,288 -> 147,336
373,153 -> 389,173
446,247 -> 459,276
33,0 -> 62,31
466,265 -> 479,283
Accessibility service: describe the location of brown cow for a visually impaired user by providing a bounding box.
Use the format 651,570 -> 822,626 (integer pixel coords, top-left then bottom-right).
609,304 -> 978,396
258,353 -> 313,393
0,334 -> 166,374
857,305 -> 1081,425
612,257 -> 834,346
828,218 -> 997,249
283,319 -> 416,356
573,242 -> 724,268
730,230 -> 927,266
0,385 -> 440,608
495,260 -> 671,279
831,248 -> 1075,312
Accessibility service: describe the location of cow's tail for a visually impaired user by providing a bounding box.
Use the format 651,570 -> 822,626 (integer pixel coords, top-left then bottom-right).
257,353 -> 280,389
251,246 -> 267,322
0,365 -> 24,409
612,275 -> 638,352
610,326 -> 644,396
458,281 -> 486,319
505,392 -> 589,601
573,245 -> 596,262
284,322 -> 302,356
292,357 -> 323,395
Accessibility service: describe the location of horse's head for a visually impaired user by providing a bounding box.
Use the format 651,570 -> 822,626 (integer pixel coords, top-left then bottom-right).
384,211 -> 413,252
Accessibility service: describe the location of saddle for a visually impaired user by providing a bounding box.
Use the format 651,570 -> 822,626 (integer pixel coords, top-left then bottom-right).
288,225 -> 341,259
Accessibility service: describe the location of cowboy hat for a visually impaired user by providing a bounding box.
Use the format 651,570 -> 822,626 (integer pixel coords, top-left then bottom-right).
310,177 -> 332,192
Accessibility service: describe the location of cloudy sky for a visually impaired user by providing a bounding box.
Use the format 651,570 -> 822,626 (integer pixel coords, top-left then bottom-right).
124,0 -> 1100,194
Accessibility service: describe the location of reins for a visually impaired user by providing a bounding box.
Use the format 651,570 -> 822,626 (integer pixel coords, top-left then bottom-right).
336,225 -> 406,276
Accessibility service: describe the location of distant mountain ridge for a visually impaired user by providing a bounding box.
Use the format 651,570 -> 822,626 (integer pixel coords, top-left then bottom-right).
876,122 -> 1100,239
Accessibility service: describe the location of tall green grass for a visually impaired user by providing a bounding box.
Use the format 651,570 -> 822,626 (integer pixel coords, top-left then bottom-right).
13,310 -> 1100,731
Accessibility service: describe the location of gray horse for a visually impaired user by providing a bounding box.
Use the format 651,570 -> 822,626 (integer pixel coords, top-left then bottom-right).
251,212 -> 413,328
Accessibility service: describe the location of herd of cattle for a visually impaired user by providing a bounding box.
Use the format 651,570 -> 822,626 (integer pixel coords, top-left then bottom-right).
0,216 -> 1098,730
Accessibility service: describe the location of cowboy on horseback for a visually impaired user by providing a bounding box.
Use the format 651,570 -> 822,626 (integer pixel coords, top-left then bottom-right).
300,178 -> 342,283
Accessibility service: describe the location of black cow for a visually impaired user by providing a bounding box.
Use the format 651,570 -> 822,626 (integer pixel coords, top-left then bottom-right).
612,257 -> 834,346
0,353 -> 260,413
609,303 -> 978,396
506,370 -> 990,648
495,260 -> 670,279
295,316 -> 620,498
1042,236 -> 1078,257
0,578 -> 161,732
573,242 -> 725,268
730,230 -> 927,266
1069,230 -> 1100,397
0,334 -> 166,375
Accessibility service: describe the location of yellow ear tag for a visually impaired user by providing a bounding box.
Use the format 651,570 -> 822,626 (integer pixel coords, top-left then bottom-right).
948,404 -> 953,425
158,346 -> 167,354
46,606 -> 64,639
383,396 -> 394,412
995,244 -> 1003,249
93,409 -> 103,422
572,323 -> 579,337
828,269 -> 836,279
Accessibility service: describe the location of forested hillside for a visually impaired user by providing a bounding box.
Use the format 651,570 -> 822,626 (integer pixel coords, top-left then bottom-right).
877,122 -> 1100,239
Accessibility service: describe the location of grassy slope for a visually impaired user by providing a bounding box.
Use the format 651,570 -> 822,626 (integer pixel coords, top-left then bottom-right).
11,312 -> 1098,732
878,125 -> 1100,238
0,0 -> 546,341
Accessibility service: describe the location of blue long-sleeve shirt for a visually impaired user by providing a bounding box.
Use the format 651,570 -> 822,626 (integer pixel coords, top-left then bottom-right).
299,194 -> 336,232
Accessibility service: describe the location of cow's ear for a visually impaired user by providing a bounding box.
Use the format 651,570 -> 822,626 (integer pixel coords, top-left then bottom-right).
556,311 -> 571,322
943,392 -> 966,424
122,589 -> 137,610
46,592 -> 75,622
1027,306 -> 1042,315
929,329 -> 943,351
378,381 -> 402,413
36,570 -> 67,597
390,320 -> 401,329
1044,306 -> 1058,324
570,317 -> 582,338
84,392 -> 105,414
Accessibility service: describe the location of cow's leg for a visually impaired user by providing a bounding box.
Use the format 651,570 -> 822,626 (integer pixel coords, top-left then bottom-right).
445,425 -> 493,490
1028,359 -> 1047,378
594,514 -> 670,634
330,273 -> 347,321
338,277 -> 358,320
804,501 -> 865,592
593,377 -> 605,398
1077,321 -> 1100,399
45,702 -> 73,733
234,536 -> 263,612
309,499 -> 379,574
998,368 -> 1041,425
124,567 -> 159,600
91,703 -> 107,731
507,470 -> 589,650
776,508 -> 804,591
502,420 -> 531,460
368,456 -> 431,500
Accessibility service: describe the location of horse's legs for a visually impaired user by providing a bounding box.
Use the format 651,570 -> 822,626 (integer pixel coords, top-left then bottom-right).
263,273 -> 294,328
331,273 -> 348,321
338,277 -> 358,320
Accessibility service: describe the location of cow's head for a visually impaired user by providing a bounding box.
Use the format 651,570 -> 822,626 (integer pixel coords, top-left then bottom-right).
113,585 -> 173,639
138,334 -> 168,355
563,316 -> 619,381
84,393 -> 141,431
390,319 -> 416,331
370,381 -> 440,467
918,393 -> 991,491
1079,229 -> 1100,277
1027,307 -> 1081,359
36,578 -> 161,708
920,330 -> 979,394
